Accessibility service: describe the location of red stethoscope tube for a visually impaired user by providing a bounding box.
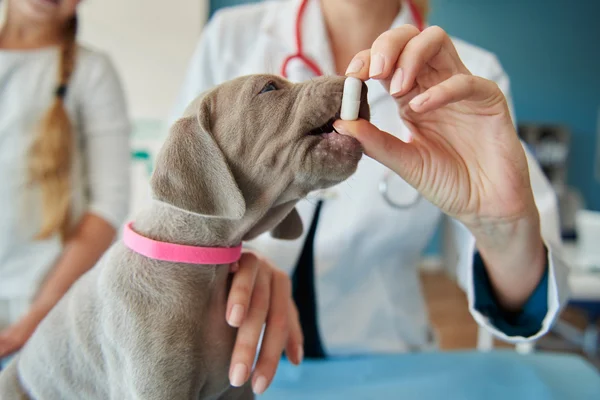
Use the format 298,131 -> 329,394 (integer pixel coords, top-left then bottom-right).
280,0 -> 425,78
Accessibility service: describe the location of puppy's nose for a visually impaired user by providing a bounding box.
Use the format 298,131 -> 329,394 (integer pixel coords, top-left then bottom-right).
299,75 -> 346,91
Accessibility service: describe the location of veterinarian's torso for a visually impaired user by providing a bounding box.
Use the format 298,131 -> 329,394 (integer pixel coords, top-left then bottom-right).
172,0 -> 515,355
0,46 -> 124,327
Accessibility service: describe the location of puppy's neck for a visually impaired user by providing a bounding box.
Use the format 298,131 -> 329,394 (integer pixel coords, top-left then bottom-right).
131,199 -> 278,248
132,173 -> 302,248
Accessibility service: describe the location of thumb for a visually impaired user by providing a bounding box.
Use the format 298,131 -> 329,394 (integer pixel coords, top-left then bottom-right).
333,119 -> 423,185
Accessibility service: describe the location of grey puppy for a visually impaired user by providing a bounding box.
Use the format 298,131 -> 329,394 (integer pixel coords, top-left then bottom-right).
0,74 -> 369,399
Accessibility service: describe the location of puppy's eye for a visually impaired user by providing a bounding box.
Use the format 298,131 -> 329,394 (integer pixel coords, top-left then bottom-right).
259,81 -> 278,94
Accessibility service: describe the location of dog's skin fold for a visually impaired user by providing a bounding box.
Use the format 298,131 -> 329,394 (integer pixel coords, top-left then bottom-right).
0,74 -> 369,400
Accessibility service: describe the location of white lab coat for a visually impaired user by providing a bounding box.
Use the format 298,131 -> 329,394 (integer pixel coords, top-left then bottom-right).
171,0 -> 569,355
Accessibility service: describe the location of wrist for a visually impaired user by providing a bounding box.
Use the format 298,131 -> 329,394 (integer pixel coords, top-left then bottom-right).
469,212 -> 547,311
470,212 -> 542,260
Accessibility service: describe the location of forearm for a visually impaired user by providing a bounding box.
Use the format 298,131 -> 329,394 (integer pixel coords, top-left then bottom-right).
470,211 -> 547,313
30,213 -> 116,314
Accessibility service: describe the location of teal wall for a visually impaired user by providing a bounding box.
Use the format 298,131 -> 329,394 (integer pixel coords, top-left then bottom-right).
209,0 -> 600,254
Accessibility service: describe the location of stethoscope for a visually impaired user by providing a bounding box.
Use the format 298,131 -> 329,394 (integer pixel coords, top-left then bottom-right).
281,0 -> 425,209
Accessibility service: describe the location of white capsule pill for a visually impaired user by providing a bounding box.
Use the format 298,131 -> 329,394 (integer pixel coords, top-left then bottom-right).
340,77 -> 363,121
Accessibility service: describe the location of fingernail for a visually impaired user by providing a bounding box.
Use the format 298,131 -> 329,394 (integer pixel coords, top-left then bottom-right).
227,304 -> 244,327
333,121 -> 349,136
369,53 -> 385,78
297,345 -> 304,363
253,375 -> 268,395
410,92 -> 430,108
345,58 -> 364,75
230,363 -> 248,387
230,262 -> 239,273
389,68 -> 404,96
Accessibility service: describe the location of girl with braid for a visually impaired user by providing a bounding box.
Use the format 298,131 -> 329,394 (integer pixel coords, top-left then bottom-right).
0,0 -> 130,362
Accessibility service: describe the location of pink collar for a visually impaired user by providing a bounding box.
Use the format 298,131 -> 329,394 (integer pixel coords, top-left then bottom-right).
122,222 -> 242,265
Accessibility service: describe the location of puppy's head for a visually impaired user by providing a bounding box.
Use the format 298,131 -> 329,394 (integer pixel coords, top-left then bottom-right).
151,74 -> 369,239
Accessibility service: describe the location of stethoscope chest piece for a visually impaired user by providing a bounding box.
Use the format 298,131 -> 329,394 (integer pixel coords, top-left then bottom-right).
379,171 -> 421,210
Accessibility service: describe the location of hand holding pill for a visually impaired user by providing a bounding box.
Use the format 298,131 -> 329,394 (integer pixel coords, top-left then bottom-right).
331,27 -> 544,289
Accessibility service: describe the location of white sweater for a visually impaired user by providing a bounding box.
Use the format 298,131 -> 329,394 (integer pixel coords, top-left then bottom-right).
0,45 -> 131,310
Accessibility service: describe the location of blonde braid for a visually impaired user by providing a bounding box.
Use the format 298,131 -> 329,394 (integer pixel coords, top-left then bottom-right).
28,16 -> 78,241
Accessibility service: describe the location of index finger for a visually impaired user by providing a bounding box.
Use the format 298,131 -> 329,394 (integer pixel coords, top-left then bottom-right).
229,265 -> 271,387
333,118 -> 424,188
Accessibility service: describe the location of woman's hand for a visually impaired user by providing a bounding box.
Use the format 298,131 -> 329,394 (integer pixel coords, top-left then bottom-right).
0,214 -> 116,360
334,25 -> 546,310
0,305 -> 49,358
226,251 -> 303,395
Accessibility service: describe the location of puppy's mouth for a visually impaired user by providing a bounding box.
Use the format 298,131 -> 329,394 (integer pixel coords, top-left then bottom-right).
302,95 -> 370,159
297,80 -> 370,184
307,113 -> 340,136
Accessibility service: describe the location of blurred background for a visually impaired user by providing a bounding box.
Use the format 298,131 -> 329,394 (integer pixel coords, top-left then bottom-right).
77,0 -> 600,363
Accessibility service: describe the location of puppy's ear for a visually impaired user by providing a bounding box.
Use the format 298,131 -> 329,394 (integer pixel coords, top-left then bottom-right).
150,113 -> 246,219
270,208 -> 303,240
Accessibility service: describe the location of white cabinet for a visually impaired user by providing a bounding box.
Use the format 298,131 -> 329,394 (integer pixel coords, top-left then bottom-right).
78,0 -> 208,121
